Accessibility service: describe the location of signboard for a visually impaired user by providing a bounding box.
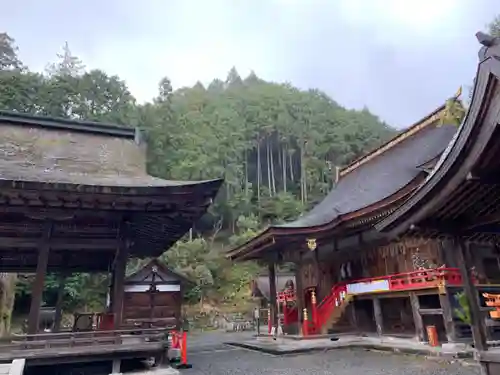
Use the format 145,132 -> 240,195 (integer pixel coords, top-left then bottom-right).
346,279 -> 390,294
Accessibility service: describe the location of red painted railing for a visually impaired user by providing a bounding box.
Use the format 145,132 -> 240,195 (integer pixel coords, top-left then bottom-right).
315,284 -> 348,331
277,267 -> 473,334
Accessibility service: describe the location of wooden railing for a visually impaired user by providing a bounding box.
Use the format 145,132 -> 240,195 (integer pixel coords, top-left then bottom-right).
0,327 -> 166,352
278,267 -> 473,335
315,284 -> 348,332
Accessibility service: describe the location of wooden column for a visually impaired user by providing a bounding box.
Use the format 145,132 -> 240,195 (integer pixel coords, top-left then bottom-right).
294,260 -> 304,335
349,303 -> 358,333
268,262 -> 278,328
53,270 -> 69,332
409,292 -> 425,342
27,221 -> 53,335
373,297 -> 383,336
455,238 -> 487,351
112,239 -> 130,328
439,292 -> 457,343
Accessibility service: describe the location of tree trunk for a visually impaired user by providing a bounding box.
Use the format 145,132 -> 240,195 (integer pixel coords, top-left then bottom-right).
0,273 -> 17,337
244,148 -> 249,195
282,145 -> 287,192
270,138 -> 276,195
300,144 -> 305,203
266,137 -> 272,196
257,139 -> 261,203
289,149 -> 295,182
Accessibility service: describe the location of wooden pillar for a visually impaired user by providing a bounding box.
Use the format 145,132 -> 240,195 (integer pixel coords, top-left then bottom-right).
112,239 -> 130,328
455,238 -> 487,351
53,270 -> 68,332
373,297 -> 383,336
439,292 -> 457,343
294,261 -> 304,335
268,262 -> 278,328
27,221 -> 53,335
409,292 -> 425,342
349,303 -> 358,333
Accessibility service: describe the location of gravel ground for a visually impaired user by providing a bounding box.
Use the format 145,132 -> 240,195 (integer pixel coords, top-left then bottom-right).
181,346 -> 481,375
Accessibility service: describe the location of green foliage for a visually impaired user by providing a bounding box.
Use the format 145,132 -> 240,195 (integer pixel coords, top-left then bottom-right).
454,291 -> 472,325
2,31 -> 395,313
439,98 -> 465,127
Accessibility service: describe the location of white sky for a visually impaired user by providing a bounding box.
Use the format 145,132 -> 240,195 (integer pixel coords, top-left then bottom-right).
1,0 -> 497,126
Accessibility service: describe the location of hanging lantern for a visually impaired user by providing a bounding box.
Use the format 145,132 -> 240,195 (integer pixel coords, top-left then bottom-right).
307,238 -> 317,251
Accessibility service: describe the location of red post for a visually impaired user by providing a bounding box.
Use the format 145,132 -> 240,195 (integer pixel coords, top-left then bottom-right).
283,302 -> 288,327
311,290 -> 318,328
175,331 -> 192,369
267,308 -> 272,334
302,308 -> 309,336
181,332 -> 188,364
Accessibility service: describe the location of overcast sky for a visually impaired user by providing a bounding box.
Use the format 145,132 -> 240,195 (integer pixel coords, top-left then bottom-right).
1,0 -> 497,128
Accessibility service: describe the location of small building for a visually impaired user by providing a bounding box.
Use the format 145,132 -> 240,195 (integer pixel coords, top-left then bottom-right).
123,259 -> 191,329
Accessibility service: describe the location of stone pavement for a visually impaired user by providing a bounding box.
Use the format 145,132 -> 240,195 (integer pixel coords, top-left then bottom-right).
182,345 -> 479,375
225,334 -> 475,358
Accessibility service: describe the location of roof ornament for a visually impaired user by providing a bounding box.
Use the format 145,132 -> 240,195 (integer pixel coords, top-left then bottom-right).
477,31 -> 500,62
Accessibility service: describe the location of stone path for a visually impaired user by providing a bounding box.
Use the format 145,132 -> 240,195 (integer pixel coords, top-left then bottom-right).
181,346 -> 480,375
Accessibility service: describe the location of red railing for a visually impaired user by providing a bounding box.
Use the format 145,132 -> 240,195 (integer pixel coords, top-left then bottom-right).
315,284 -> 348,331
311,267 -> 471,334
388,267 -> 466,290
277,267 -> 472,334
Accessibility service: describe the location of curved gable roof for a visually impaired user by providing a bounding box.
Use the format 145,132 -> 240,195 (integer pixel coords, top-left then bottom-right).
279,123 -> 457,229
375,32 -> 500,237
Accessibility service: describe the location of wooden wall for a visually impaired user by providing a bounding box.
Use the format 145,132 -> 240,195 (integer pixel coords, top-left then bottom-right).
123,291 -> 181,326
297,237 -> 445,301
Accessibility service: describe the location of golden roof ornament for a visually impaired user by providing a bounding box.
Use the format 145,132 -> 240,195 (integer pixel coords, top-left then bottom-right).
306,238 -> 317,251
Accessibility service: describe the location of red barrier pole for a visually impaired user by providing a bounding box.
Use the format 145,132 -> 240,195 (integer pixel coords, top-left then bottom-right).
267,308 -> 272,334
175,331 -> 192,369
302,308 -> 309,336
283,301 -> 288,327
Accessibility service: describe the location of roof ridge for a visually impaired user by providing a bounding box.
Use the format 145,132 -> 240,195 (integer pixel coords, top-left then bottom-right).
0,110 -> 138,140
339,101 -> 457,178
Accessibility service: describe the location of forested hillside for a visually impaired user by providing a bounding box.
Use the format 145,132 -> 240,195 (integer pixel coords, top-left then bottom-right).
0,32 -> 396,318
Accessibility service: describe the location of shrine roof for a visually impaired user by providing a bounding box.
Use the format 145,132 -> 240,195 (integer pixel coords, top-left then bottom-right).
278,120 -> 457,229
0,112 -> 223,272
375,32 -> 500,242
0,110 -> 221,190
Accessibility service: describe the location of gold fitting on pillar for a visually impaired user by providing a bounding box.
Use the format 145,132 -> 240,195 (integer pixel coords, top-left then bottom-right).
303,308 -> 308,321
311,290 -> 317,305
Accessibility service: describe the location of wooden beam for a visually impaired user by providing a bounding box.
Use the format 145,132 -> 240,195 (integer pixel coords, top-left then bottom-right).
53,268 -> 69,332
111,225 -> 130,328
373,297 -> 383,336
27,220 -> 53,334
466,172 -> 500,185
268,262 -> 278,329
410,293 -> 425,341
0,237 -> 119,250
295,259 -> 304,335
439,292 -> 457,343
455,238 -> 488,351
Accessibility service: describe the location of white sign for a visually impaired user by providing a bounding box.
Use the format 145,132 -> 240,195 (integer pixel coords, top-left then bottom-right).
346,279 -> 390,295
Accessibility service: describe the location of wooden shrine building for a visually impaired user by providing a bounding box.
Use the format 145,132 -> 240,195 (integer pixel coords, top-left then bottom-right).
123,259 -> 191,329
373,33 -> 500,374
0,111 -> 222,369
228,85 -> 469,340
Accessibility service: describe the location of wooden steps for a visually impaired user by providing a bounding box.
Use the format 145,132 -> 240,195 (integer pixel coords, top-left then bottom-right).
320,295 -> 353,334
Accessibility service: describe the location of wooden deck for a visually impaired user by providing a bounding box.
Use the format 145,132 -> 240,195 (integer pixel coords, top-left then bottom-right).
0,328 -> 166,366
